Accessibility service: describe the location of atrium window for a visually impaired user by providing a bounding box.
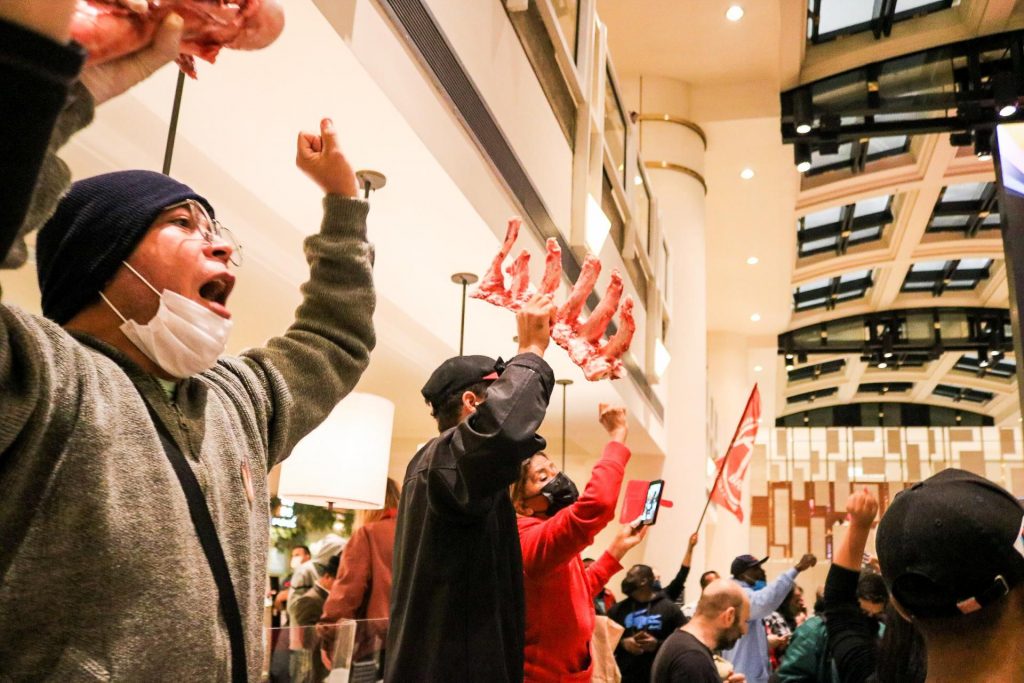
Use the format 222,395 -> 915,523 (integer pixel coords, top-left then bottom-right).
788,359 -> 846,383
604,66 -> 627,188
794,270 -> 874,312
807,133 -> 911,176
858,382 -> 913,395
807,0 -> 956,45
927,182 -> 1000,236
954,352 -> 1016,379
787,387 -> 839,404
865,351 -> 931,369
901,258 -> 992,295
933,383 -> 994,404
797,195 -> 892,257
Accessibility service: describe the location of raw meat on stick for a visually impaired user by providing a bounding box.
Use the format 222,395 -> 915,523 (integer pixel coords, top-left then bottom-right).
470,217 -> 635,381
72,0 -> 285,78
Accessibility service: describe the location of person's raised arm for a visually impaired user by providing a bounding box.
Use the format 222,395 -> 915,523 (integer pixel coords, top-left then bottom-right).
519,404 -> 631,573
586,523 -> 646,596
825,489 -> 880,683
834,489 -> 877,572
442,293 -> 556,502
749,554 -> 816,620
663,532 -> 699,602
239,118 -> 375,468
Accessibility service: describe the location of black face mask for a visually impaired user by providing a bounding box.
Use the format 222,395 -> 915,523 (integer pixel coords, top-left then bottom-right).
532,472 -> 579,516
621,578 -> 643,596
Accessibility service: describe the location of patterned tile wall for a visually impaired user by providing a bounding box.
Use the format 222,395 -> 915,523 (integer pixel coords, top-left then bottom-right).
749,427 -> 1024,559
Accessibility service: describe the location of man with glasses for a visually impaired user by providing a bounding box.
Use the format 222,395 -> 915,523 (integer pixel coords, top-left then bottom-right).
0,114 -> 376,681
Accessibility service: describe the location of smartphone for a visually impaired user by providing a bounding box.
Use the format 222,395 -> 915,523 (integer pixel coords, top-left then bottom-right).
639,479 -> 665,526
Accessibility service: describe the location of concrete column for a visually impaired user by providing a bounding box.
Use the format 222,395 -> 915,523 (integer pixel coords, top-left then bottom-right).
622,75 -> 710,597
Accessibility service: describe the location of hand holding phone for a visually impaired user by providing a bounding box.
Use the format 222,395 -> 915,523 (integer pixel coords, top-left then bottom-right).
639,480 -> 665,526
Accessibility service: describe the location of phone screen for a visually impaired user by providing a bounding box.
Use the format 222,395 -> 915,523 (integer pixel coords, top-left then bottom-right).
640,480 -> 665,526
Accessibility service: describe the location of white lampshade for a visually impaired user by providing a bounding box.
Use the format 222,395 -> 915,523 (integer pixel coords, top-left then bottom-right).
278,392 -> 395,509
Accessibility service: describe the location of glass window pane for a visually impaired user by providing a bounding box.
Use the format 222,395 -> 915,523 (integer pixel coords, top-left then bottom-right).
817,0 -> 874,35
982,213 -> 1001,226
958,258 -> 992,270
853,195 -> 890,217
910,260 -> 947,272
797,297 -> 829,309
840,269 -> 870,282
802,237 -> 837,253
799,277 -> 832,293
903,281 -> 933,290
867,135 -> 908,155
604,69 -> 627,186
554,0 -> 579,60
849,226 -> 881,241
942,182 -> 988,202
930,215 -> 970,228
803,206 -> 843,229
810,143 -> 854,171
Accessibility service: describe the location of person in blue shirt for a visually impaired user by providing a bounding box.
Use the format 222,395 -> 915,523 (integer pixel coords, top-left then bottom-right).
722,552 -> 817,683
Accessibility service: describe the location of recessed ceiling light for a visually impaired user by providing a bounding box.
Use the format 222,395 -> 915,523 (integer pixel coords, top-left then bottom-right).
633,175 -> 643,186
746,256 -> 759,265
750,313 -> 761,322
740,168 -> 755,180
726,5 -> 744,21
796,160 -> 812,173
878,361 -> 888,369
754,365 -> 763,372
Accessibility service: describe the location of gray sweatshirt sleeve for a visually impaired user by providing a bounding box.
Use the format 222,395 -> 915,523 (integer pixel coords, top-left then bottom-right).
237,194 -> 376,469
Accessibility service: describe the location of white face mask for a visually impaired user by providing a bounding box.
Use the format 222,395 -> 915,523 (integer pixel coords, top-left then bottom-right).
290,557 -> 303,570
101,262 -> 232,379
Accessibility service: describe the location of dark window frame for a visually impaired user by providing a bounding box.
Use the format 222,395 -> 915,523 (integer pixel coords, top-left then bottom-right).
807,0 -> 956,45
794,271 -> 874,311
798,197 -> 893,258
901,259 -> 993,296
927,182 -> 1000,237
932,383 -> 994,404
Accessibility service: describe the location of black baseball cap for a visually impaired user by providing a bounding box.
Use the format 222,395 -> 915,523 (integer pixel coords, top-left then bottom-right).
731,554 -> 768,578
877,468 -> 1024,619
421,355 -> 503,406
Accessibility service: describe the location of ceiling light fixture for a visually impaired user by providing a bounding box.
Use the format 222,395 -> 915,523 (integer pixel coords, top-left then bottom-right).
725,5 -> 744,21
975,131 -> 993,161
634,175 -> 644,186
740,168 -> 755,180
746,256 -> 759,265
794,142 -> 812,173
754,365 -> 763,372
993,72 -> 1019,118
878,360 -> 888,369
750,313 -> 761,322
793,88 -> 813,135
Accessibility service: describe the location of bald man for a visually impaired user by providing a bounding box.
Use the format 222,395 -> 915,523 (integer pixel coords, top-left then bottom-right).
652,579 -> 750,683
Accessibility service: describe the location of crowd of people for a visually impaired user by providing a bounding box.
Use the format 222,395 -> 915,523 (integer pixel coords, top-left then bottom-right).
3,4 -> 1024,683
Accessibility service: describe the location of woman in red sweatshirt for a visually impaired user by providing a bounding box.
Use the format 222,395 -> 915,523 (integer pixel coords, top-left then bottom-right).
511,404 -> 647,682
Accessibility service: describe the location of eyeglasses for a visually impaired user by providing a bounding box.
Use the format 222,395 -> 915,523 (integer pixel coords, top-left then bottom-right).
163,199 -> 244,266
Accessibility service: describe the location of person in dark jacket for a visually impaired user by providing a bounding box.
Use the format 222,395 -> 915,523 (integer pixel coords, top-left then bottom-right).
609,563 -> 686,683
385,293 -> 557,682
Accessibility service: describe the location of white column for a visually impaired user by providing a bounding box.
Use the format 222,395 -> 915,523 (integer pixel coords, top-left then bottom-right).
624,76 -> 710,595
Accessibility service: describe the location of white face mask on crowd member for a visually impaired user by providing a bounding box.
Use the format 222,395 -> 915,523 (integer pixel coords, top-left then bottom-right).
100,261 -> 232,378
290,557 -> 304,570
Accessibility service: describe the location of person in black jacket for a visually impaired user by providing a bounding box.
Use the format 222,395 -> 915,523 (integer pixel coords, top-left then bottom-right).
385,292 -> 557,682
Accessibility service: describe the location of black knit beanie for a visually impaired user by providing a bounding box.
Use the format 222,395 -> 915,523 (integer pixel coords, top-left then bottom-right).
36,170 -> 213,325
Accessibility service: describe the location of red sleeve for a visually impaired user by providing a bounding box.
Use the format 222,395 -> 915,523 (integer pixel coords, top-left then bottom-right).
319,526 -> 371,623
519,441 -> 630,576
585,551 -> 622,597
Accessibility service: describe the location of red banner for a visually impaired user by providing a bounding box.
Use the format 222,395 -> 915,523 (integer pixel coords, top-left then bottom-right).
710,385 -> 761,523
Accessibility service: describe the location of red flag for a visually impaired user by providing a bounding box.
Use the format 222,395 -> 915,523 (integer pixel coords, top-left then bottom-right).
709,385 -> 760,523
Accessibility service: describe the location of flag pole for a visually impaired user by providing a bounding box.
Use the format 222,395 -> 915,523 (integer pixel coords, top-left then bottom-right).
694,384 -> 758,534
